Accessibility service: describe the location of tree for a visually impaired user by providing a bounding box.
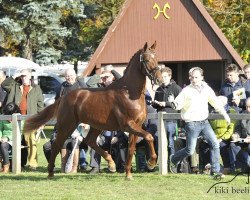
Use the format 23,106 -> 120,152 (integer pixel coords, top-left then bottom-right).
202,0 -> 250,63
0,0 -> 86,65
78,0 -> 125,58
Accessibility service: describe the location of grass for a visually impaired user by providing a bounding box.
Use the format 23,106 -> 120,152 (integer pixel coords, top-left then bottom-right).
0,129 -> 249,200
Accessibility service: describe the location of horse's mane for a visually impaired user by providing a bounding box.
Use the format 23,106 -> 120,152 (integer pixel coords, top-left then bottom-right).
123,49 -> 142,75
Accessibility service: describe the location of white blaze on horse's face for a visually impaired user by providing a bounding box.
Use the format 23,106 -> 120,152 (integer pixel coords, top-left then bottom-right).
141,51 -> 163,86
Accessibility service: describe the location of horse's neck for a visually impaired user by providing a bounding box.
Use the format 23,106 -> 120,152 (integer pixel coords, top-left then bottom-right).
122,56 -> 146,99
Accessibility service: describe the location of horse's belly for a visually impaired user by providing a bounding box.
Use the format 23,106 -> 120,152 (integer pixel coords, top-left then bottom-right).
80,112 -> 120,131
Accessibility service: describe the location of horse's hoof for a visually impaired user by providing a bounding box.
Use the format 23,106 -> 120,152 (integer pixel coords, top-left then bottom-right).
108,168 -> 116,173
147,160 -> 156,170
125,176 -> 134,181
47,173 -> 54,179
108,162 -> 116,173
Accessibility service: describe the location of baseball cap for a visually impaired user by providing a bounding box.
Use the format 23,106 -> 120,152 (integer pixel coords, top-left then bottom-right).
100,70 -> 112,78
20,69 -> 32,76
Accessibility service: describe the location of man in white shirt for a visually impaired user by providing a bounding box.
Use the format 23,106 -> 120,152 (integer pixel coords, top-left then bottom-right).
169,67 -> 230,179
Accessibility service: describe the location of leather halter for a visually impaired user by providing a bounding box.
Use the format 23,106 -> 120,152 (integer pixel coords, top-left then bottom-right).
140,52 -> 160,86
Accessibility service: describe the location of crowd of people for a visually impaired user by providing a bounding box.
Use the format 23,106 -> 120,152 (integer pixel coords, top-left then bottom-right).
157,64 -> 250,179
0,63 -> 250,179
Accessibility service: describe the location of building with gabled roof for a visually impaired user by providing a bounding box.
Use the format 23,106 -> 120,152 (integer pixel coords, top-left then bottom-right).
83,0 -> 245,91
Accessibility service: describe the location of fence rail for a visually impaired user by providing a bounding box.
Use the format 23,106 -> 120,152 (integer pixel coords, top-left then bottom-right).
1,113 -> 250,175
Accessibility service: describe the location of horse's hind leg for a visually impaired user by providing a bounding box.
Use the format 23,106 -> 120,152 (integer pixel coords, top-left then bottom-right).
48,123 -> 77,178
83,128 -> 116,172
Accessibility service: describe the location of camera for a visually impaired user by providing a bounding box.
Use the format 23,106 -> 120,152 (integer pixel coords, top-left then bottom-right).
238,139 -> 245,143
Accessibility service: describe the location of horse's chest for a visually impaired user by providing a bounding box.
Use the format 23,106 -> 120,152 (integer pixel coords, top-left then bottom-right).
126,103 -> 146,121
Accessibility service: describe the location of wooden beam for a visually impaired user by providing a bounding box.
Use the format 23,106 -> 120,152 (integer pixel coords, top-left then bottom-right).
11,113 -> 21,174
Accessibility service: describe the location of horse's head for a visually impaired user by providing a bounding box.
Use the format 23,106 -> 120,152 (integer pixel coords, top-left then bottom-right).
140,41 -> 164,85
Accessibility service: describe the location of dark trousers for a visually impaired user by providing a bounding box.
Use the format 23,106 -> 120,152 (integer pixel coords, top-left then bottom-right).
229,142 -> 250,171
0,137 -> 27,167
90,138 -> 127,172
198,140 -> 210,170
219,140 -> 231,168
135,135 -> 157,172
0,142 -> 10,165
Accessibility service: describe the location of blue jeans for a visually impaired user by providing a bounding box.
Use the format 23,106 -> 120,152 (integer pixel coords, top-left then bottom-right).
171,120 -> 220,173
164,120 -> 177,156
79,149 -> 88,168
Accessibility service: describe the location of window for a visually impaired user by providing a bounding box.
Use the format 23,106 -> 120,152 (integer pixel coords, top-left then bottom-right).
38,76 -> 61,94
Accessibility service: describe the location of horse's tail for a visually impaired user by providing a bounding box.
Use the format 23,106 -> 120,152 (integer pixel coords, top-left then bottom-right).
23,97 -> 62,133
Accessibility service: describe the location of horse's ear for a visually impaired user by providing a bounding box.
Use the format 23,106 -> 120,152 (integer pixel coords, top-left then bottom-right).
150,41 -> 156,50
142,42 -> 148,52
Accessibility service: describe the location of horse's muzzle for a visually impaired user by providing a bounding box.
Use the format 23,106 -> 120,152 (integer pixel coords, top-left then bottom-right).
155,78 -> 164,86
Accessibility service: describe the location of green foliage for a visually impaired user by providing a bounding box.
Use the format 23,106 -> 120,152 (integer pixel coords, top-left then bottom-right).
35,48 -> 62,65
79,0 -> 125,57
0,0 -> 86,65
202,0 -> 250,64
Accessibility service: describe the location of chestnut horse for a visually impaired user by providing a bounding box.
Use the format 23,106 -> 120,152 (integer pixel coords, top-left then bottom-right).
24,41 -> 164,180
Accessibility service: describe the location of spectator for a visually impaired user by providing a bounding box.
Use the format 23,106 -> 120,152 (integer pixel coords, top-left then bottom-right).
55,68 -> 87,99
152,67 -> 182,159
209,96 -> 238,174
62,125 -> 88,173
43,129 -> 57,163
110,131 -> 128,173
0,70 -> 7,111
229,97 -> 250,172
0,102 -> 27,173
168,67 -> 230,179
220,64 -> 245,112
136,91 -> 158,172
6,69 -> 44,170
89,130 -> 128,174
243,63 -> 250,101
104,64 -> 122,80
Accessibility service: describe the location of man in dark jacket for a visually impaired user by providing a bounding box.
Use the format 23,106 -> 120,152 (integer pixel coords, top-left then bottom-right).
220,64 -> 245,112
0,70 -> 7,111
152,67 -> 182,157
55,68 -> 88,99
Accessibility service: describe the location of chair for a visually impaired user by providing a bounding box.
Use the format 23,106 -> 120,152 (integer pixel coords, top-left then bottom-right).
35,128 -> 47,142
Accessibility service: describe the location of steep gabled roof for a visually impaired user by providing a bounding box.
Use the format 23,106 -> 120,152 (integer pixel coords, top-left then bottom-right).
83,0 -> 244,76
191,0 -> 244,67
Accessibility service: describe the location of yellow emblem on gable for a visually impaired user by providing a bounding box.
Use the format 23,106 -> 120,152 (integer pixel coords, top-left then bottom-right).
153,2 -> 170,20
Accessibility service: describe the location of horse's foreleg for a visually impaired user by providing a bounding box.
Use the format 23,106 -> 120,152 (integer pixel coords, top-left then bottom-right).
84,128 -> 116,172
125,134 -> 137,180
126,121 -> 157,171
